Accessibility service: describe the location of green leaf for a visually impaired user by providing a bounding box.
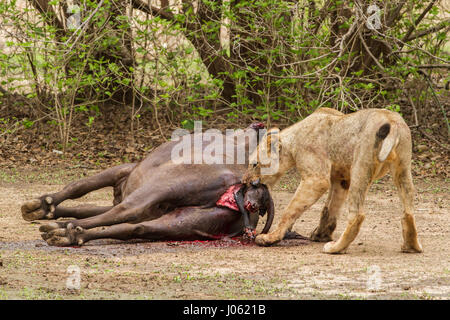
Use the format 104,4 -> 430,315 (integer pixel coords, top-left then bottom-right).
181,119 -> 195,130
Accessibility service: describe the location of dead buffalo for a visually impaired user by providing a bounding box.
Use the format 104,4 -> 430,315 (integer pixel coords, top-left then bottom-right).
21,123 -> 277,246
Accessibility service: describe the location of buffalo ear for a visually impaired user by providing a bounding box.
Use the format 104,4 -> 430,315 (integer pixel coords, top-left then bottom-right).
234,184 -> 247,214
261,184 -> 274,234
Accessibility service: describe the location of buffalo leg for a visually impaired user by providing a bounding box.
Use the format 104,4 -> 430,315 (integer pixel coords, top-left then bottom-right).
41,206 -> 242,246
21,163 -> 135,221
39,182 -> 176,231
40,170 -> 242,233
53,205 -> 114,219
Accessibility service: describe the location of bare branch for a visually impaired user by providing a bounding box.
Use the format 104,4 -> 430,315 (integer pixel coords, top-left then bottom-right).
0,85 -> 7,95
131,0 -> 174,20
416,64 -> 450,69
29,0 -> 65,36
405,18 -> 450,42
358,31 -> 386,72
419,128 -> 450,151
401,0 -> 439,43
312,0 -> 333,34
406,93 -> 419,128
385,0 -> 407,27
64,0 -> 105,52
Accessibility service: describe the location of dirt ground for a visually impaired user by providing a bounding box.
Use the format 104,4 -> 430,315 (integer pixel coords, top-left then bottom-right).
0,168 -> 448,300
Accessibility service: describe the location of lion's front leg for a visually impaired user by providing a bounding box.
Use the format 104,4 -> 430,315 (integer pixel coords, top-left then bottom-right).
322,212 -> 365,254
255,177 -> 329,246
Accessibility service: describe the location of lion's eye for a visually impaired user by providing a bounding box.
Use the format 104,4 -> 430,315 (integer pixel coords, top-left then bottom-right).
252,163 -> 258,168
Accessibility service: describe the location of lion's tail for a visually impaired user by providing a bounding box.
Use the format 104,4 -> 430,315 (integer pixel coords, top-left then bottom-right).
376,122 -> 399,162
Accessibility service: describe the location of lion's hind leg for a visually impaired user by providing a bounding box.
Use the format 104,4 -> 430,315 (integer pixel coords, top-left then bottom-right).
322,156 -> 372,254
391,161 -> 423,253
311,179 -> 348,242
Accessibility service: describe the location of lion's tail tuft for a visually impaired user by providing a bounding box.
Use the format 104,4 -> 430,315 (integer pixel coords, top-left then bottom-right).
376,122 -> 398,162
376,123 -> 390,139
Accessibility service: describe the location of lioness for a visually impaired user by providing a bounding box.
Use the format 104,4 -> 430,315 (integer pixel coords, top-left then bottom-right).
244,107 -> 423,254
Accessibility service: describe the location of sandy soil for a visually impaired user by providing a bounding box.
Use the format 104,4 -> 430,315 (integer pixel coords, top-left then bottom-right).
0,171 -> 448,300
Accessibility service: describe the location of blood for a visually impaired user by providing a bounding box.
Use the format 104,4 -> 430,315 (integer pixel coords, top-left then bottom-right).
215,184 -> 243,212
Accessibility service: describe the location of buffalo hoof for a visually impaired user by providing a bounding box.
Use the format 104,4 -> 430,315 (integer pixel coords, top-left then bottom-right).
21,196 -> 55,221
39,221 -> 69,232
41,223 -> 85,247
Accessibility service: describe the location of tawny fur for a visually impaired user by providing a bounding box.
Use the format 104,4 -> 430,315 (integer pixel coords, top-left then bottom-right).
244,107 -> 423,254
